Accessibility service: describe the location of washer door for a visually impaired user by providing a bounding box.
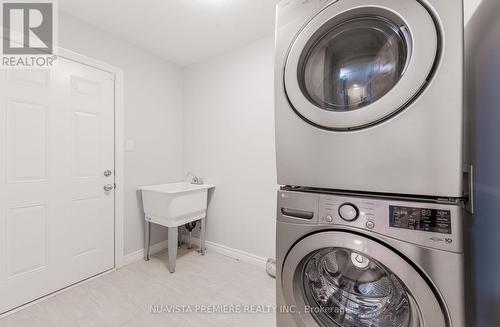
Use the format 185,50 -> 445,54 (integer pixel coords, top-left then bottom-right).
284,0 -> 438,130
282,231 -> 447,326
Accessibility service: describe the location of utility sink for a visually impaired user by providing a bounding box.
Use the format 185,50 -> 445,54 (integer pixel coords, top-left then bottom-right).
139,182 -> 215,273
139,182 -> 215,227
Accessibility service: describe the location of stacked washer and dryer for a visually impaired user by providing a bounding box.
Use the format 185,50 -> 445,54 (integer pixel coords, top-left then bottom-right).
274,0 -> 470,326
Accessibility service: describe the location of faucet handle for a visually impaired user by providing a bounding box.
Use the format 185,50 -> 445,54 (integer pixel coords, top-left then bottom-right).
186,172 -> 203,184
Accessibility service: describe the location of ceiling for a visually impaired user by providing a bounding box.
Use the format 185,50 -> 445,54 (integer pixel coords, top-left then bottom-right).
60,0 -> 279,66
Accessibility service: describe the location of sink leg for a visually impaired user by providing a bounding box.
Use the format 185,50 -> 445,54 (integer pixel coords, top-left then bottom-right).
188,231 -> 193,249
199,217 -> 206,256
168,227 -> 178,273
144,220 -> 151,261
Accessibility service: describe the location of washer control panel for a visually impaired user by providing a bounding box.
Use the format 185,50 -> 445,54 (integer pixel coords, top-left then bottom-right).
319,195 -> 377,227
389,205 -> 452,234
315,193 -> 463,252
277,190 -> 463,252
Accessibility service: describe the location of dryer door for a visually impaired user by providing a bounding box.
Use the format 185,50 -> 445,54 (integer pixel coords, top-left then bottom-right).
284,0 -> 438,130
281,231 -> 447,327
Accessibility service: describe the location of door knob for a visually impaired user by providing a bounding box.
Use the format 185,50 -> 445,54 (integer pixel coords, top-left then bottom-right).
104,184 -> 114,192
104,169 -> 113,177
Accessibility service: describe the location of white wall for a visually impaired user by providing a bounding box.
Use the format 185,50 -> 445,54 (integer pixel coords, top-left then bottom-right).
183,36 -> 277,259
59,13 -> 277,261
59,13 -> 184,255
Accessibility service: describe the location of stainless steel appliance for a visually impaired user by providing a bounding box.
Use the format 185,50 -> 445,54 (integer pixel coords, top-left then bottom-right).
276,189 -> 465,327
274,0 -> 465,197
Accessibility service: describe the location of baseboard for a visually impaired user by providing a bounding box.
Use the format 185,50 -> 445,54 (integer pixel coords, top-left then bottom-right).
122,237 -> 268,270
205,241 -> 268,269
121,240 -> 168,266
181,235 -> 268,269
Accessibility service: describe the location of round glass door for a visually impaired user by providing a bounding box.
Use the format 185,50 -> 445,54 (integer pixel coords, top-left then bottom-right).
284,1 -> 438,130
299,17 -> 409,112
302,248 -> 411,326
281,231 -> 447,327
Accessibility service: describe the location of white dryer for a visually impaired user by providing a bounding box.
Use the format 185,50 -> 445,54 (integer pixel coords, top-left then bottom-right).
275,0 -> 464,197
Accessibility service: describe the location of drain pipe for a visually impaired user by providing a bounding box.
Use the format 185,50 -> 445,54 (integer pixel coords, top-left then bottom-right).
184,221 -> 197,249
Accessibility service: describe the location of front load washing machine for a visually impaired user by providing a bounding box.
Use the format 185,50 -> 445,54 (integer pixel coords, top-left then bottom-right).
275,0 -> 465,197
276,189 -> 465,327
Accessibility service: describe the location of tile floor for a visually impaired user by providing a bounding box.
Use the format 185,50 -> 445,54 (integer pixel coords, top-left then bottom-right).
0,247 -> 276,327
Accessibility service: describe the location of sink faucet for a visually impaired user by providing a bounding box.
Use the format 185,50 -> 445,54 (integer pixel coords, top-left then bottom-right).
186,172 -> 203,185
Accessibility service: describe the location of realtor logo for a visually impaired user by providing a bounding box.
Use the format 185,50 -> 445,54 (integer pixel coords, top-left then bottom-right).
1,0 -> 57,68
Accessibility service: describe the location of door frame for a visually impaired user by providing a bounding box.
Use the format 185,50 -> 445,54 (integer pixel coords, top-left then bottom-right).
56,47 -> 126,268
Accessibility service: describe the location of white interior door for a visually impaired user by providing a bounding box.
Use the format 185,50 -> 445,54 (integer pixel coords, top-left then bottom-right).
0,57 -> 115,314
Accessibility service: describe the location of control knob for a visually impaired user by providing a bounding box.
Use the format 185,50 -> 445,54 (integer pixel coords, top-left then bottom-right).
366,221 -> 375,229
338,203 -> 359,221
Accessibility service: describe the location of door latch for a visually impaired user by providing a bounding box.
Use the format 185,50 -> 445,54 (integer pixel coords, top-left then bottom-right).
104,184 -> 114,192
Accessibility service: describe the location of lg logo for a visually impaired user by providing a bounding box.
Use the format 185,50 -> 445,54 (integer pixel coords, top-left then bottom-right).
2,1 -> 54,54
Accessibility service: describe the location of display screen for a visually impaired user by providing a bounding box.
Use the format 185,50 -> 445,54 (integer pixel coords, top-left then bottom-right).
389,206 -> 452,234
